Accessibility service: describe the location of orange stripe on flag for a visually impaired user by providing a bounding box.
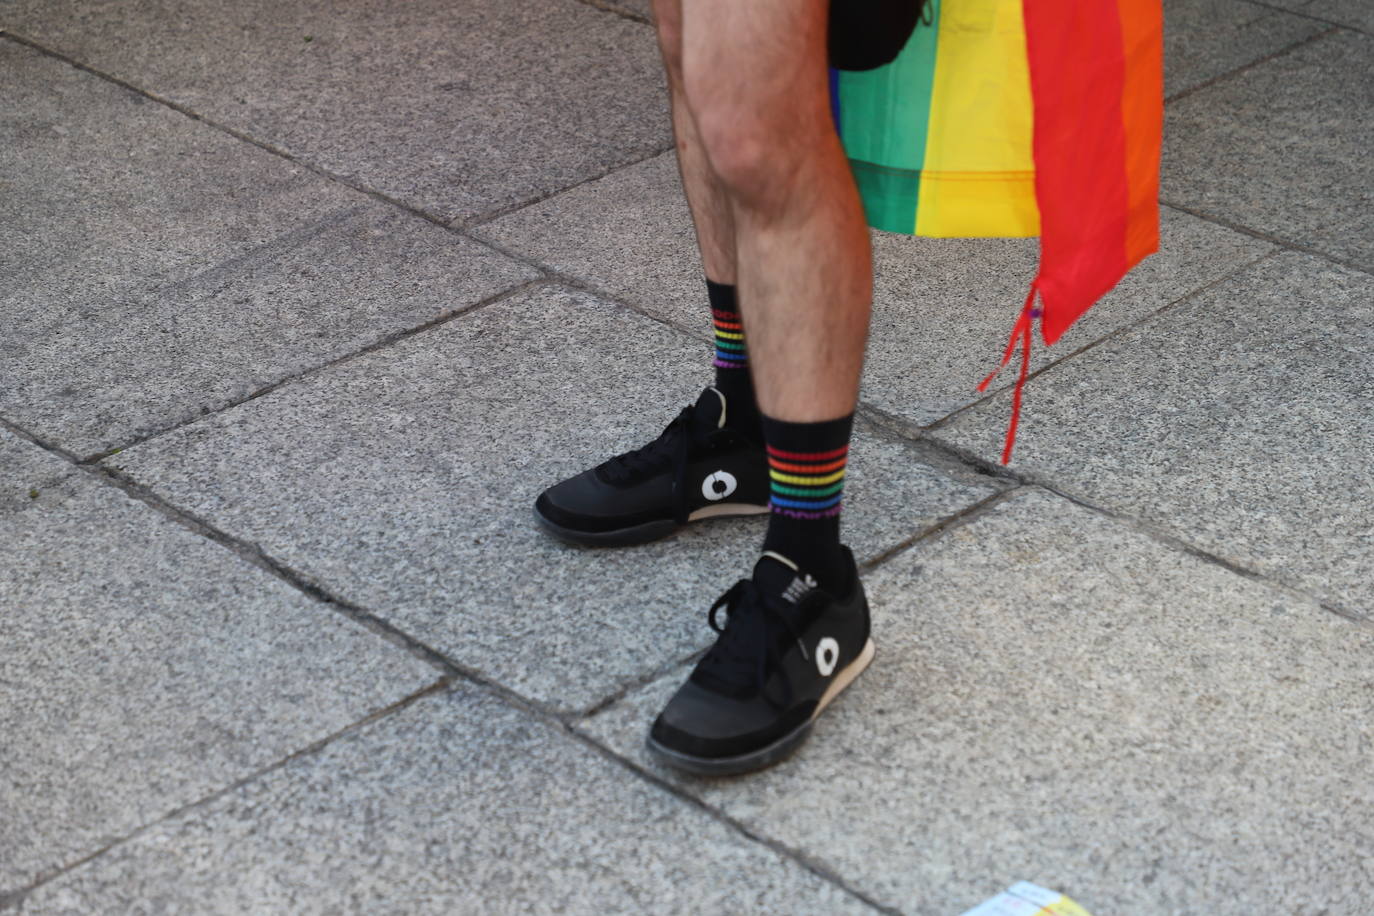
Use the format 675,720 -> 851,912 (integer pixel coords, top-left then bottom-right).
1118,0 -> 1163,269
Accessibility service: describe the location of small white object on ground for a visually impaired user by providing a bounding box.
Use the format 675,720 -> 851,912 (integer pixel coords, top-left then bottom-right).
958,881 -> 1093,916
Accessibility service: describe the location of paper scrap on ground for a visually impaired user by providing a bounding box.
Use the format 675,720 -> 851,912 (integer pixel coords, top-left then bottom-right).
959,881 -> 1093,916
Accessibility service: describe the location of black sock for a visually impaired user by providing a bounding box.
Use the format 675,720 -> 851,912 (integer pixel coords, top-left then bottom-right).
760,412 -> 852,592
707,280 -> 760,437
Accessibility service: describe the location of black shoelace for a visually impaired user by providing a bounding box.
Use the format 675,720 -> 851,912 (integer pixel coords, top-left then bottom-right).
598,406 -> 697,524
698,580 -> 809,709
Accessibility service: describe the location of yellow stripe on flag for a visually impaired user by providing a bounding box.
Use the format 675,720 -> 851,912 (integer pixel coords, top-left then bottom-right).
916,0 -> 1039,238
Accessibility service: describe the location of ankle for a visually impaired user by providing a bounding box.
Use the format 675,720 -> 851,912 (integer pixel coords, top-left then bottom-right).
759,412 -> 853,592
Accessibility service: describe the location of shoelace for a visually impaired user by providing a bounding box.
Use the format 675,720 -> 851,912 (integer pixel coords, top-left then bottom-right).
599,406 -> 698,524
700,580 -> 809,709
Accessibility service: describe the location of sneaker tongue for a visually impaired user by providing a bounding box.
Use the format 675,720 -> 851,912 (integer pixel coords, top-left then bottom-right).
692,387 -> 727,431
753,554 -> 818,606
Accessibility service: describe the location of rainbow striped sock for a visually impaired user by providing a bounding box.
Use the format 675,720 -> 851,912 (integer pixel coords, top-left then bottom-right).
707,280 -> 748,372
767,443 -> 848,519
706,280 -> 760,435
713,307 -> 748,370
760,413 -> 852,590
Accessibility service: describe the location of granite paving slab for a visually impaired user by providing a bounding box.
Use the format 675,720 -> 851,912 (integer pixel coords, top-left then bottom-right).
0,41 -> 361,318
108,285 -> 996,714
1164,28 -> 1374,269
582,488 -> 1374,915
935,252 -> 1374,617
20,686 -> 874,915
1163,0 -> 1325,97
478,151 -> 1273,426
1,199 -> 535,458
0,428 -> 75,513
0,473 -> 437,894
0,0 -> 670,223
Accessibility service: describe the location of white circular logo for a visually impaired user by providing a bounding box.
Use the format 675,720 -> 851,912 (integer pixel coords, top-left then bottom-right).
701,470 -> 738,502
815,637 -> 840,677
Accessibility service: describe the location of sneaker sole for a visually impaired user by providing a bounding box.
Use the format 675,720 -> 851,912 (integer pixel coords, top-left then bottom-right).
645,637 -> 876,777
532,502 -> 769,548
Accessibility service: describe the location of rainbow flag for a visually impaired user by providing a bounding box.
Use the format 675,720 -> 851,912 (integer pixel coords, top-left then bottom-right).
834,0 -> 1163,461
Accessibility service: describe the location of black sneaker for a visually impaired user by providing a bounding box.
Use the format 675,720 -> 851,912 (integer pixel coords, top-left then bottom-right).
533,387 -> 768,547
647,547 -> 874,776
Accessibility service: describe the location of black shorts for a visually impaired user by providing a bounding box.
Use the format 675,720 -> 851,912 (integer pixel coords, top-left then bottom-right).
828,0 -> 929,72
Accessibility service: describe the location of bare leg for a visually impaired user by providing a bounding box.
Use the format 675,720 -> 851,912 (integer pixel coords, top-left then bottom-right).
680,0 -> 871,422
651,0 -> 737,285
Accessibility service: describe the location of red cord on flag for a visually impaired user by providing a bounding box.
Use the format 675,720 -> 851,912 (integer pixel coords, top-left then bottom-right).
977,283 -> 1039,465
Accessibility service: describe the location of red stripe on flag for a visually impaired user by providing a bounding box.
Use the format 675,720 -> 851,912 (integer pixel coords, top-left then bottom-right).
1022,0 -> 1133,346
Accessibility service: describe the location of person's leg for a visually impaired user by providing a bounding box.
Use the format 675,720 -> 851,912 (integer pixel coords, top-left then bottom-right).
532,0 -> 774,547
652,0 -> 759,433
648,0 -> 875,776
682,0 -> 872,589
651,0 -> 736,286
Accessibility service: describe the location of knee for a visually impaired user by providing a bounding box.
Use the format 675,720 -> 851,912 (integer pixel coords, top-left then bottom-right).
689,95 -> 802,211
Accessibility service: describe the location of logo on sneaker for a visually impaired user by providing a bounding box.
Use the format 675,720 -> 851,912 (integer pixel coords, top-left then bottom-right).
701,470 -> 738,502
815,637 -> 840,677
781,573 -> 818,605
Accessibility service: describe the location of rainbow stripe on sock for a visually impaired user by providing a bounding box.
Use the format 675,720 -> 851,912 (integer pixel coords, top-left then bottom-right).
713,308 -> 748,370
767,443 -> 847,520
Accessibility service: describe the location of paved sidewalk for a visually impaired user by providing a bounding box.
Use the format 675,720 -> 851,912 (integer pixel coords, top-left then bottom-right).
2,1 -> 1370,913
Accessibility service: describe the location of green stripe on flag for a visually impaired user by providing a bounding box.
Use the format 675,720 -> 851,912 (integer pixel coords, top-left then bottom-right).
837,0 -> 943,233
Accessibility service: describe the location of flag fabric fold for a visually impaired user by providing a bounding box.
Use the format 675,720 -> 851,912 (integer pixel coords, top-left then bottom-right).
832,0 -> 1163,462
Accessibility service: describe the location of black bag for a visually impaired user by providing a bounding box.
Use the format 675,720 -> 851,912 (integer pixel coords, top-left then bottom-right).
828,0 -> 930,72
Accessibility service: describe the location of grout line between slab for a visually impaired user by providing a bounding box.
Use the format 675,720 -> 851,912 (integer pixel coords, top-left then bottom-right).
561,724 -> 900,915
924,430 -> 1372,625
1164,24 -> 1341,105
1023,479 -> 1372,625
0,679 -> 451,910
0,29 -> 666,237
458,143 -> 675,231
0,31 -> 462,228
5,410 -> 562,717
843,411 -> 1368,624
922,247 -> 1284,434
1237,0 -> 1368,34
458,229 -> 715,343
84,462 -> 578,706
142,204 -> 372,300
1156,200 -> 1374,278
579,645 -> 710,720
859,488 -> 1023,574
571,0 -> 654,26
77,278 -> 549,464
